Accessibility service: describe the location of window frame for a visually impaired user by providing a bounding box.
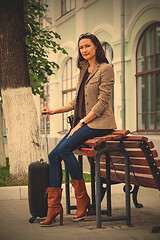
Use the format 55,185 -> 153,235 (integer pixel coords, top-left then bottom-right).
136,22 -> 160,132
61,0 -> 76,17
102,42 -> 114,110
61,57 -> 76,132
40,83 -> 50,134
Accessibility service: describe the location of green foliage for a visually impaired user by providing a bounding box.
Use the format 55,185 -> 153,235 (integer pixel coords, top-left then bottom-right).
0,158 -> 91,187
24,0 -> 67,99
0,158 -> 10,186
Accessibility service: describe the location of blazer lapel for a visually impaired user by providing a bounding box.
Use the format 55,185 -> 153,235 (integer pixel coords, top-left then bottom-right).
77,61 -> 100,92
86,62 -> 100,84
77,62 -> 89,93
79,62 -> 89,82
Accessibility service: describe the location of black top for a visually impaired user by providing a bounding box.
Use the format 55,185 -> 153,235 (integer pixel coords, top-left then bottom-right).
77,70 -> 90,120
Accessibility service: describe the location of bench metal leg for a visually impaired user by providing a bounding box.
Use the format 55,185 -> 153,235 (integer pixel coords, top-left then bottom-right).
95,151 -> 102,228
88,156 -> 96,210
95,146 -> 131,228
132,185 -> 143,208
65,167 -> 70,214
105,152 -> 112,216
124,153 -> 131,226
78,155 -> 83,174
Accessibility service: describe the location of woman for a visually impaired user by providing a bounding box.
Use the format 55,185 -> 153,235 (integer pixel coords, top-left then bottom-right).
40,33 -> 117,226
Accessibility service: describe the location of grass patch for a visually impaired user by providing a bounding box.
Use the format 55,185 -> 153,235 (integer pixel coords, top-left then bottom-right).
0,159 -> 91,187
0,158 -> 10,187
62,170 -> 91,183
0,158 -> 28,187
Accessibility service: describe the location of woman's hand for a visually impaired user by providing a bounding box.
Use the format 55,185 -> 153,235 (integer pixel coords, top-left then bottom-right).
41,107 -> 52,116
67,122 -> 83,139
41,103 -> 74,117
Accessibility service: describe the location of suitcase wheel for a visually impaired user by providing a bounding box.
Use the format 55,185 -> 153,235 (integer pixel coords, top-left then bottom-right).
29,216 -> 36,223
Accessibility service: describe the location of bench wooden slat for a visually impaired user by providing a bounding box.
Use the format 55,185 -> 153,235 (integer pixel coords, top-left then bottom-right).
104,141 -> 154,149
83,130 -> 130,147
100,155 -> 160,167
83,134 -> 124,147
124,136 -> 148,141
112,130 -> 130,136
107,149 -> 158,158
73,148 -> 96,157
101,170 -> 158,189
100,162 -> 160,175
123,141 -> 154,149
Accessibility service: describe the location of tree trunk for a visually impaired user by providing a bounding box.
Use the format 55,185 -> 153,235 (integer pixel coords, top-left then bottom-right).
0,0 -> 44,176
0,103 -> 6,166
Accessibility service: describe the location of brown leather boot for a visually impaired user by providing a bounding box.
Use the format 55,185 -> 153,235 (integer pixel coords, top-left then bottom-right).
40,187 -> 63,227
71,178 -> 91,220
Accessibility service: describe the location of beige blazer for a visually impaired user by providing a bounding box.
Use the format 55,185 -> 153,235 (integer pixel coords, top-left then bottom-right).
69,61 -> 117,129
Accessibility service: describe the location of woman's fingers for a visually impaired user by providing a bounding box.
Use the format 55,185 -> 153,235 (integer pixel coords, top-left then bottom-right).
41,107 -> 49,116
66,125 -> 82,139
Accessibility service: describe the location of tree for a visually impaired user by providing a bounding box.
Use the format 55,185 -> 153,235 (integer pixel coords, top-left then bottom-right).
0,0 -> 67,171
0,0 -> 67,176
0,0 -> 43,177
24,0 -> 67,99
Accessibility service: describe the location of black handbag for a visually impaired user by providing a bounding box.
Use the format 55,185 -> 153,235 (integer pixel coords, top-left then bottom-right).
67,115 -> 74,128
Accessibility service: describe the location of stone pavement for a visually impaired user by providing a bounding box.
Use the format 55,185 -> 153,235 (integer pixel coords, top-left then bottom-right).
0,183 -> 160,240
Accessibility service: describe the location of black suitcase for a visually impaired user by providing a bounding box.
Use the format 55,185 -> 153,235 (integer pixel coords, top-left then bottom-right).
28,158 -> 50,223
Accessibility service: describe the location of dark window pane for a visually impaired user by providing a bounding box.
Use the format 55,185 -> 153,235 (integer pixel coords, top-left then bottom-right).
156,53 -> 160,68
138,114 -> 145,130
156,112 -> 160,129
137,58 -> 144,72
137,76 -> 145,113
146,55 -> 154,70
71,0 -> 76,9
146,113 -> 154,129
146,74 -> 154,112
146,26 -> 154,56
137,35 -> 144,58
102,42 -> 113,64
61,0 -> 75,16
156,73 -> 160,111
156,23 -> 160,53
102,42 -> 114,110
66,0 -> 70,12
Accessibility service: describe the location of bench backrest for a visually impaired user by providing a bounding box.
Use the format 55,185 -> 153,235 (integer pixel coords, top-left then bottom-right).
74,130 -> 160,190
100,136 -> 160,189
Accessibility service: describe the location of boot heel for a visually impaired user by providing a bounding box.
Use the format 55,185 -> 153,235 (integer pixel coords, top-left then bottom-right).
60,208 -> 63,226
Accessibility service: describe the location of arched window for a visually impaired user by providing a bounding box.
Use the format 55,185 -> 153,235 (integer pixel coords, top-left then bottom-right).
62,58 -> 76,131
40,83 -> 50,134
102,42 -> 114,109
102,42 -> 113,65
136,22 -> 160,131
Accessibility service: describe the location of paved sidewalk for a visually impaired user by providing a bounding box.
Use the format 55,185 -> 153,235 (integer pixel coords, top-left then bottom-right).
0,183 -> 160,240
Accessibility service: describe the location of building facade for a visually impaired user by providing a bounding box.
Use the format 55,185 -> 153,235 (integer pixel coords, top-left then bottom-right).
39,0 -> 160,149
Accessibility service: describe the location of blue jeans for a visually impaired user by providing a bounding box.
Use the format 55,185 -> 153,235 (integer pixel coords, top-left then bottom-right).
48,125 -> 113,187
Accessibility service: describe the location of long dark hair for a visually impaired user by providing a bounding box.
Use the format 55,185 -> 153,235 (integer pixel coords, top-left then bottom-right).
77,33 -> 109,69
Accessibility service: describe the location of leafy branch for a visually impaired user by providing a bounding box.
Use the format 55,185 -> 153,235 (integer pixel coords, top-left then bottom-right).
24,0 -> 67,99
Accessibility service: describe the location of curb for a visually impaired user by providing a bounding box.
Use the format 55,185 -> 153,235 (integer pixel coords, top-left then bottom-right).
0,185 -> 28,200
0,182 -> 124,201
0,183 -> 91,200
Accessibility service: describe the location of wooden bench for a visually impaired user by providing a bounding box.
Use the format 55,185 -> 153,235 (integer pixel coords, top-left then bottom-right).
65,130 -> 160,228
